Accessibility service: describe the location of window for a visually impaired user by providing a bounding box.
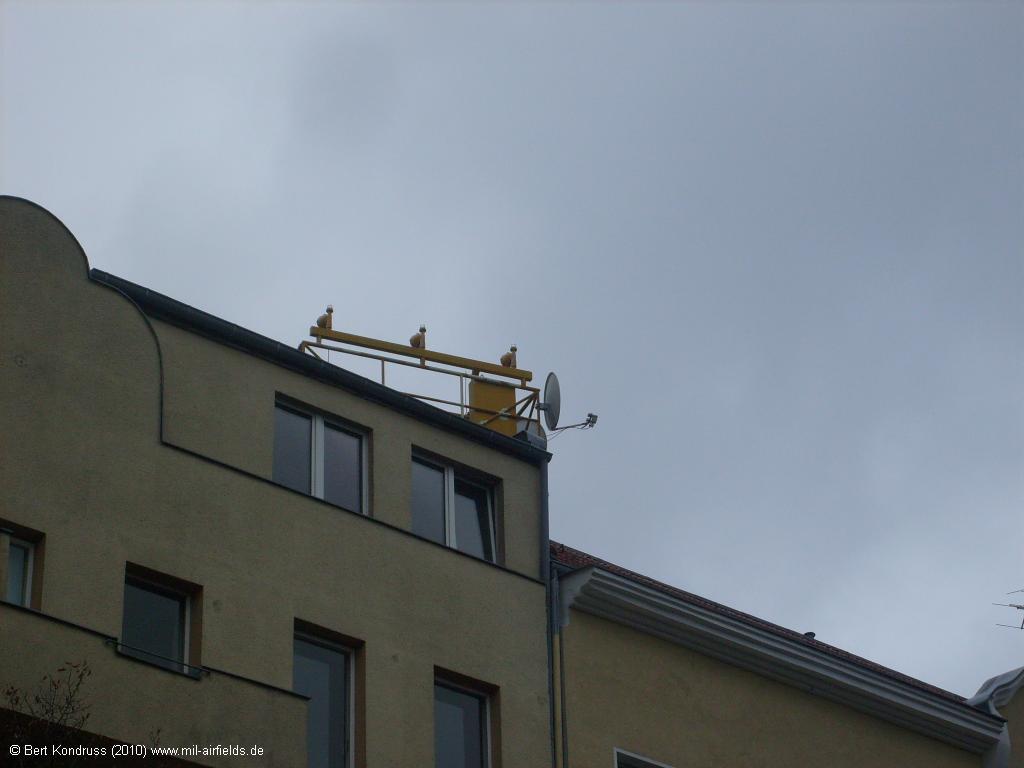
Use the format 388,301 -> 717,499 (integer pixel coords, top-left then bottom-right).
274,402 -> 367,514
412,456 -> 496,562
616,750 -> 676,768
121,566 -> 200,675
434,681 -> 489,768
2,522 -> 42,609
294,633 -> 351,768
5,537 -> 33,607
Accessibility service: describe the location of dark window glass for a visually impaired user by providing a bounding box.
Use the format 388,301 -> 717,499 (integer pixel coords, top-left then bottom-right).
6,542 -> 29,605
294,636 -> 348,768
453,480 -> 493,561
617,754 -> 669,768
274,406 -> 312,494
122,579 -> 186,672
412,459 -> 446,545
324,424 -> 361,512
435,683 -> 485,768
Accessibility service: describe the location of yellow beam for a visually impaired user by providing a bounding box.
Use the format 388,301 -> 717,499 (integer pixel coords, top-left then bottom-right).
310,327 -> 533,382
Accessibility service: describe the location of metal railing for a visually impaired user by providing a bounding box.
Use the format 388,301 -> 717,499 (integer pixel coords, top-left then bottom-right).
299,339 -> 542,430
106,638 -> 206,679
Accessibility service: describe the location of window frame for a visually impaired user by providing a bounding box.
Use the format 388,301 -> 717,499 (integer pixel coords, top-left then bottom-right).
120,565 -> 201,677
412,454 -> 497,562
275,400 -> 369,516
1,521 -> 44,609
293,628 -> 357,768
433,676 -> 493,768
6,536 -> 34,607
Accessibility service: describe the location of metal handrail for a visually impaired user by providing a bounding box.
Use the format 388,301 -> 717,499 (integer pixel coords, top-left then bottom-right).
300,339 -> 541,425
107,638 -> 206,678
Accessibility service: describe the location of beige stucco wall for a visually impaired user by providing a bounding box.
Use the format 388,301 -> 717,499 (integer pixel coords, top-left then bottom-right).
0,197 -> 551,767
559,609 -> 980,768
154,319 -> 543,579
1001,690 -> 1024,768
0,604 -> 307,765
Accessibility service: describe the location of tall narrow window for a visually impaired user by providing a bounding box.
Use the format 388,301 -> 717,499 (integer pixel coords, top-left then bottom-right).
452,480 -> 492,560
412,456 -> 496,562
323,423 -> 361,512
5,538 -> 33,606
294,634 -> 350,768
120,567 -> 200,675
411,459 -> 446,545
434,681 -> 488,768
274,402 -> 367,514
274,406 -> 312,494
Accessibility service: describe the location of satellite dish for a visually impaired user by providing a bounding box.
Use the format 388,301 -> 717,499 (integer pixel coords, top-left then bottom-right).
540,372 -> 561,431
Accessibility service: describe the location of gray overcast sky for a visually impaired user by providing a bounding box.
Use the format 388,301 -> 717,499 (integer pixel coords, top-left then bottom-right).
3,1 -> 1022,697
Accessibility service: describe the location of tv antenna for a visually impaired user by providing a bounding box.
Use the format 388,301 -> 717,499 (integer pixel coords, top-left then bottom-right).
994,594 -> 1024,630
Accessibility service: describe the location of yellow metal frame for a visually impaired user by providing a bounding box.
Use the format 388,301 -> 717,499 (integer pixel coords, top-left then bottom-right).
310,327 -> 533,384
299,329 -> 544,435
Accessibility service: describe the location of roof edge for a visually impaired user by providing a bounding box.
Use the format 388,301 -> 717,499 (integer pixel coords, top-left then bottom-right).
88,269 -> 550,465
558,566 -> 1003,753
551,540 -> 966,703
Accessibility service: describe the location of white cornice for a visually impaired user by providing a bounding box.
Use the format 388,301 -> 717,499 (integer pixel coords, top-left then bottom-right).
965,668 -> 1024,768
969,667 -> 1024,715
558,567 -> 1003,754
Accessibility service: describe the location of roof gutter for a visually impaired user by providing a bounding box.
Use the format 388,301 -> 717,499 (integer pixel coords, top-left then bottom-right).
541,458 -> 558,768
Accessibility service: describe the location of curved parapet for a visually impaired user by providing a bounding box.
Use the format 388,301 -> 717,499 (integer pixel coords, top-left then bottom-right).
0,196 -> 164,627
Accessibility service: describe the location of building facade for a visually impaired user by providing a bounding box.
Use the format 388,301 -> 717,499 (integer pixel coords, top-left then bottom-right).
0,196 -> 1015,767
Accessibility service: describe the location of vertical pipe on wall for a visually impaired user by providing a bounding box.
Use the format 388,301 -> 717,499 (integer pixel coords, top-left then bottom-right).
541,458 -> 557,767
558,599 -> 569,768
0,530 -> 10,600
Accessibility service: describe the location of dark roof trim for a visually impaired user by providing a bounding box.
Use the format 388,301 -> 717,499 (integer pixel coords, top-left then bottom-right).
89,269 -> 550,465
